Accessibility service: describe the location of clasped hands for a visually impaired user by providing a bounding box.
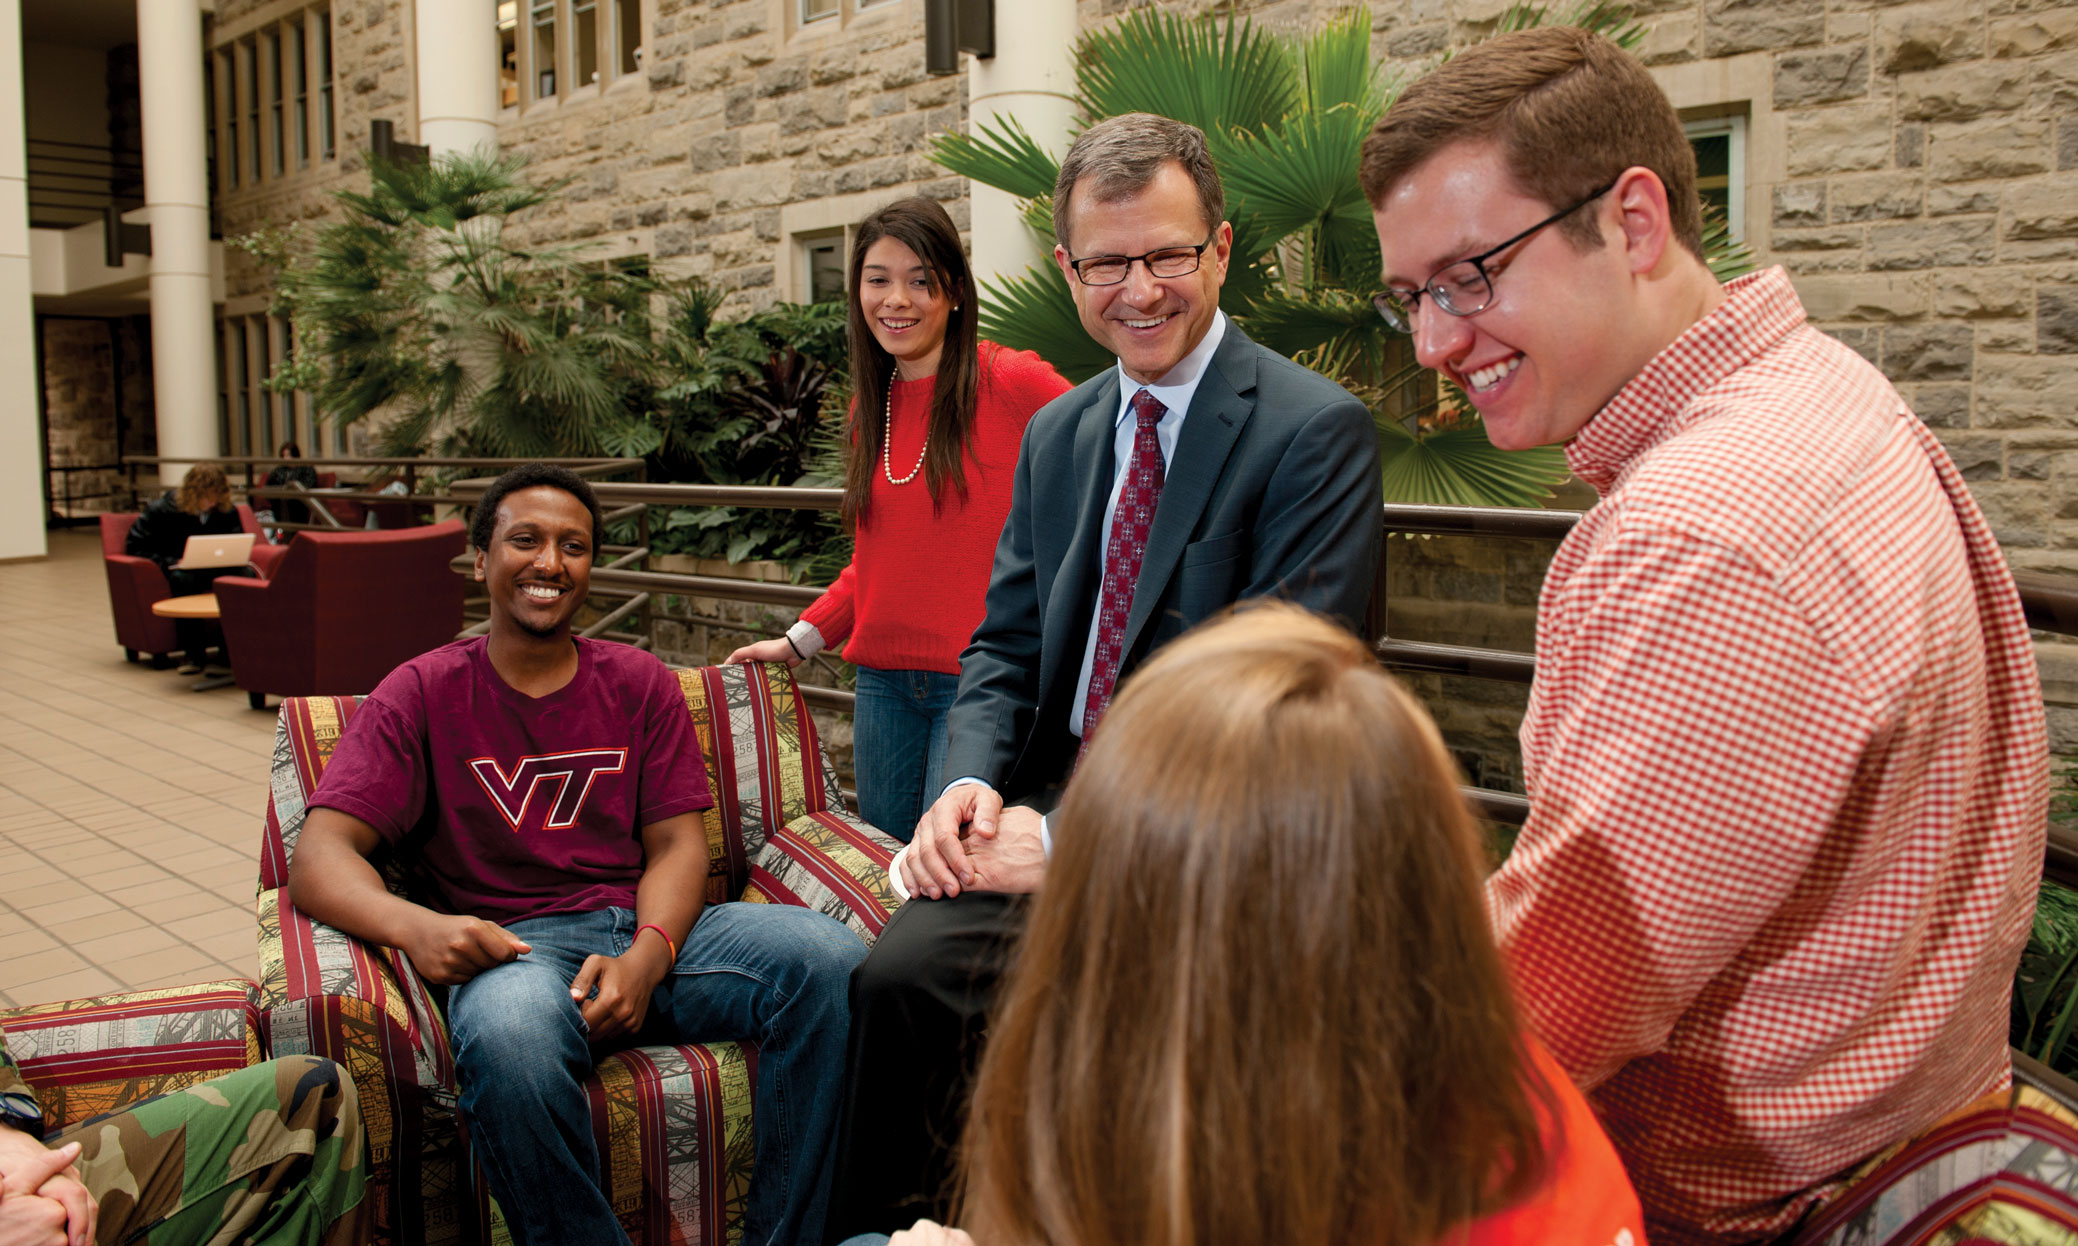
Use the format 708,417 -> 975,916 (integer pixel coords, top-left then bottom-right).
899,783 -> 1046,900
399,913 -> 672,1043
0,1128 -> 93,1246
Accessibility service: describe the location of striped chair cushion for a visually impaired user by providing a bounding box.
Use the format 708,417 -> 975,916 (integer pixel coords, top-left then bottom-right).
1791,1059 -> 2078,1244
743,808 -> 902,942
0,981 -> 260,1133
674,663 -> 846,902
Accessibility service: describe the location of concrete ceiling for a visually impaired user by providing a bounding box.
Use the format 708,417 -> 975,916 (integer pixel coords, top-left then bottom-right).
22,0 -> 136,51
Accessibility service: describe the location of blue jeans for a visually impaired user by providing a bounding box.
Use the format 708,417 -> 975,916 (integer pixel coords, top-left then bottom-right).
851,666 -> 959,843
447,903 -> 868,1246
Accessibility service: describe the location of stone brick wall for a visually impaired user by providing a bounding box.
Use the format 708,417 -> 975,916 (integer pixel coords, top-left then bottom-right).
211,0 -> 419,304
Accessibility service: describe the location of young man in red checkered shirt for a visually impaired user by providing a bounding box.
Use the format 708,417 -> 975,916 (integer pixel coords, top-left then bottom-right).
1363,27 -> 2049,1245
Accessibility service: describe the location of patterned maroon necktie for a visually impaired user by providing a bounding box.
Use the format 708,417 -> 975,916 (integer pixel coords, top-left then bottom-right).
1080,388 -> 1168,754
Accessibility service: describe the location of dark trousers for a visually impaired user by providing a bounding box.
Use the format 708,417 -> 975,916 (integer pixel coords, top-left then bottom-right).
166,567 -> 233,664
822,890 -> 1028,1242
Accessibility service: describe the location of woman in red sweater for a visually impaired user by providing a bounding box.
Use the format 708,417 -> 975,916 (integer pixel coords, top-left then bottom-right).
728,198 -> 1070,841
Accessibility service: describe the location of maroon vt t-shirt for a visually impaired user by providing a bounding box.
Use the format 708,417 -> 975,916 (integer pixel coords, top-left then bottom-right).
309,637 -> 713,925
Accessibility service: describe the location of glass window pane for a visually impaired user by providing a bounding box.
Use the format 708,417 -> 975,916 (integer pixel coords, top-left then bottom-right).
808,241 -> 844,303
265,31 -> 283,175
291,22 -> 307,166
801,0 -> 837,22
319,13 -> 335,159
243,42 -> 260,181
532,0 -> 557,99
499,1 -> 520,106
614,0 -> 639,75
575,0 -> 597,86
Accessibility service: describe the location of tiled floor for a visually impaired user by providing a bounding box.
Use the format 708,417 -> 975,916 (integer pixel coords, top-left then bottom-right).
0,528 -> 274,1009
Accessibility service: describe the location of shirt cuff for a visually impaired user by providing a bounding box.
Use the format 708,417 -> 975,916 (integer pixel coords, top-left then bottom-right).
785,619 -> 825,659
887,845 -> 910,902
1041,813 -> 1053,859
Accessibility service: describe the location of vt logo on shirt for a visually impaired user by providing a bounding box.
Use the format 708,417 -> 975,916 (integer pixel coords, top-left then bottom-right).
468,749 -> 628,831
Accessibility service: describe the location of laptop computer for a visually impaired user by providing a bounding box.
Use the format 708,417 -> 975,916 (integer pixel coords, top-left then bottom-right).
174,532 -> 256,570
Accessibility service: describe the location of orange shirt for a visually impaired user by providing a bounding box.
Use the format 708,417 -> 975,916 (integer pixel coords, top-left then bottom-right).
1457,1039 -> 1647,1246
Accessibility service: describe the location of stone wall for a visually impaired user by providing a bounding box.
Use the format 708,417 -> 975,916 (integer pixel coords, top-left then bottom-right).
40,317 -> 152,516
211,0 -> 419,304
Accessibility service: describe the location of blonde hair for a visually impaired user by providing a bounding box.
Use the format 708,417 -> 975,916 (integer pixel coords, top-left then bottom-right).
956,602 -> 1550,1245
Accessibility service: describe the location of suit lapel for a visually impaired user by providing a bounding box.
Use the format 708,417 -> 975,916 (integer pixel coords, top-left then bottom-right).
1036,371 -> 1123,709
1123,331 -> 1257,652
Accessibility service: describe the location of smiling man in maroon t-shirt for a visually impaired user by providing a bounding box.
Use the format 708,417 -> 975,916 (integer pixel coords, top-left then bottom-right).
289,464 -> 867,1246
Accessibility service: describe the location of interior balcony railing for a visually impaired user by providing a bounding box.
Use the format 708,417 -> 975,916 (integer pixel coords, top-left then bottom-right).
27,139 -> 145,231
431,480 -> 2078,892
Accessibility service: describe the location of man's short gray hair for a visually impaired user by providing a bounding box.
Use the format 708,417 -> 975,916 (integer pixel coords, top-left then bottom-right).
1052,113 -> 1226,252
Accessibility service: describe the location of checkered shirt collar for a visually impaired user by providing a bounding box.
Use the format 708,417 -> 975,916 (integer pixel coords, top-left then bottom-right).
1567,266 -> 1809,496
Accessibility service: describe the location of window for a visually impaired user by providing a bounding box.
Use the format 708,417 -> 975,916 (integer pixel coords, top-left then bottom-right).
800,230 -> 845,303
265,31 -> 284,176
242,41 -> 260,183
614,0 -> 639,74
317,12 -> 335,160
1684,115 -> 1746,243
801,0 -> 838,21
290,21 -> 308,168
498,1 -> 520,107
532,0 -> 557,98
574,0 -> 598,87
210,51 -> 232,192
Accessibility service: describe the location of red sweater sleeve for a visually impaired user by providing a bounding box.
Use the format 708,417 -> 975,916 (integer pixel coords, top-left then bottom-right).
799,560 -> 858,646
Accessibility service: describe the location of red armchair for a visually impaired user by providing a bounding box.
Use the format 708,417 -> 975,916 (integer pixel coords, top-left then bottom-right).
100,505 -> 287,665
215,521 -> 466,710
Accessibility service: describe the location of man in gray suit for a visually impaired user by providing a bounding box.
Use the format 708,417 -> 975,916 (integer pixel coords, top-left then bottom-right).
823,112 -> 1383,1239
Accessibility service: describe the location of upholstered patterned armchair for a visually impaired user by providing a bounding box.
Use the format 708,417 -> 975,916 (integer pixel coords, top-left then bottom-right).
0,981 -> 263,1132
253,661 -> 901,1246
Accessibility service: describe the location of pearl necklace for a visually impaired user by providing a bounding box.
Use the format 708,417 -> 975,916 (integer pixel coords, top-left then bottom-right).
882,370 -> 929,486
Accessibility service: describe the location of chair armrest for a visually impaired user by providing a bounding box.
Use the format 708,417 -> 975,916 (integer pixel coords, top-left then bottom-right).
0,980 -> 260,1133
742,808 -> 904,946
256,887 -> 455,1093
249,542 -> 288,578
106,553 -> 170,600
257,887 -> 462,1246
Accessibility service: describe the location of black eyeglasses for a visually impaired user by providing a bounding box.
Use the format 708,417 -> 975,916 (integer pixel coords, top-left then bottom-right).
1372,182 -> 1616,333
1066,234 -> 1215,286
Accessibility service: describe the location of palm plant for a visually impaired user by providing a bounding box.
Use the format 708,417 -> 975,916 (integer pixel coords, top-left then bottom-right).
935,3 -> 1747,507
243,150 -> 661,460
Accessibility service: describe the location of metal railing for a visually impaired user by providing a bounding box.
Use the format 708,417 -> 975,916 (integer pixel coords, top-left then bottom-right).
45,462 -> 126,527
27,139 -> 144,230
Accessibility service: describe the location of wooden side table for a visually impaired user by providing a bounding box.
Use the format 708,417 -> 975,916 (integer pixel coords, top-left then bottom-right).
150,594 -> 235,691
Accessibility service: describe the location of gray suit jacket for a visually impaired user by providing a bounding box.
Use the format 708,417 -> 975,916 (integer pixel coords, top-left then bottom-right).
941,324 -> 1384,805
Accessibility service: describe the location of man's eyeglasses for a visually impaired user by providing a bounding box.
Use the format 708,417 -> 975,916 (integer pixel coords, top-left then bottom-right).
1066,235 -> 1215,286
1372,182 -> 1616,334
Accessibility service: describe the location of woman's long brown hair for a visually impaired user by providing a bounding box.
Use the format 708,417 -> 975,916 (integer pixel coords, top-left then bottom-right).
956,603 -> 1552,1245
842,197 -> 983,527
177,464 -> 232,516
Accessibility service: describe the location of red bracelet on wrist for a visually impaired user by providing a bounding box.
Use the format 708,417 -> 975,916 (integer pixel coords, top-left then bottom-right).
635,923 -> 678,964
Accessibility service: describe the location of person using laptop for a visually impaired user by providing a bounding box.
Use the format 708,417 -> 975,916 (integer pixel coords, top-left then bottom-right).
126,463 -> 247,675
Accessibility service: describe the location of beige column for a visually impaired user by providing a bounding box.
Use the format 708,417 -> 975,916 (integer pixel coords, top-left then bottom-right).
138,0 -> 218,487
965,0 -> 1077,286
415,0 -> 499,158
0,0 -> 46,559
